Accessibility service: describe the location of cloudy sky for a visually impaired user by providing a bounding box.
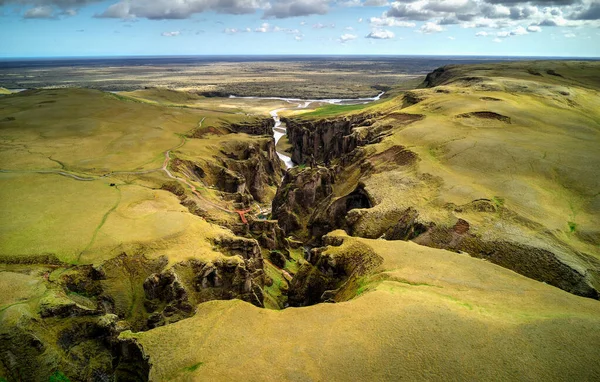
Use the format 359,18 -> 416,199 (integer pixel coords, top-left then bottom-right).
1,0 -> 599,57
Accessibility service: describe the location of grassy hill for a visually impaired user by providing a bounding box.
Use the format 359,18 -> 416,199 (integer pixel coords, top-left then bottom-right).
291,60 -> 600,296
126,231 -> 600,381
0,88 -> 258,265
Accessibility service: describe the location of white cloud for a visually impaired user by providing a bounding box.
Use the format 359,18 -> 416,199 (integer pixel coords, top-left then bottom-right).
313,22 -> 335,29
493,37 -> 502,43
337,0 -> 361,7
475,31 -> 488,37
419,22 -> 443,34
564,32 -> 576,38
510,26 -> 528,35
255,22 -> 270,32
369,16 -> 415,27
339,33 -> 357,42
94,0 -> 329,20
16,0 -> 600,35
224,27 -> 252,34
364,0 -> 389,6
161,31 -> 180,37
494,25 -> 530,39
24,6 -> 55,19
365,29 -> 395,39
358,0 -> 600,36
447,36 -> 455,40
264,0 -> 328,19
295,35 -> 303,41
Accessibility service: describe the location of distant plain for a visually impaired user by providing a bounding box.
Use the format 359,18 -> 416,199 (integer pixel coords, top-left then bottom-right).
0,55 -> 559,98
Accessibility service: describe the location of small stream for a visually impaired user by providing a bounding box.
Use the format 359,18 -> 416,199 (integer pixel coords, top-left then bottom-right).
232,92 -> 384,169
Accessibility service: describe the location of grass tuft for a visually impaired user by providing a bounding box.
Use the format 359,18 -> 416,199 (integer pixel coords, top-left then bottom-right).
49,371 -> 71,382
301,103 -> 372,117
184,362 -> 204,372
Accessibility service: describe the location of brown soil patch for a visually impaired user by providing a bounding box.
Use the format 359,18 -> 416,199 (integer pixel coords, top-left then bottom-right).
188,125 -> 228,138
385,112 -> 425,124
456,111 -> 511,123
453,218 -> 470,234
369,146 -> 418,166
480,97 -> 502,102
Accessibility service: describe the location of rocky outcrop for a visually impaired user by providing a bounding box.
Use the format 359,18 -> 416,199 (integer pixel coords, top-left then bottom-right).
420,65 -> 455,88
112,337 -> 151,381
287,235 -> 382,307
283,113 -> 384,165
413,221 -> 599,299
219,138 -> 283,203
271,167 -> 336,236
308,184 -> 374,240
0,234 -> 269,381
348,206 -> 428,241
224,117 -> 274,136
170,137 -> 282,205
348,201 -> 600,299
271,165 -> 379,244
0,310 -> 149,382
144,236 -> 265,328
248,218 -> 288,250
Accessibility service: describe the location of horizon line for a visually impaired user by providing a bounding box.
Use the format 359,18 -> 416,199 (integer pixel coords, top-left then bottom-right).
1,54 -> 599,60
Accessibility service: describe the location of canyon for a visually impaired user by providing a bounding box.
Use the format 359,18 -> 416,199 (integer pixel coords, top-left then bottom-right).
1,61 -> 600,381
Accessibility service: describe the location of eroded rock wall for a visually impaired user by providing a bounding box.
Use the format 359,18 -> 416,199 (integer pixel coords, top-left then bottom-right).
283,113 -> 381,165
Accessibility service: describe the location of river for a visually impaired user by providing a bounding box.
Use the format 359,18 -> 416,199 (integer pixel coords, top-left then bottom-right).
231,92 -> 384,169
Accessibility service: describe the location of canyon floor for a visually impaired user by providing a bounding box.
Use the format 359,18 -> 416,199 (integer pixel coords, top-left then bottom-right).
1,60 -> 600,381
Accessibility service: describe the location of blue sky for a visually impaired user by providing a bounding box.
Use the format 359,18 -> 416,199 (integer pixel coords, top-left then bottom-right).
1,0 -> 599,57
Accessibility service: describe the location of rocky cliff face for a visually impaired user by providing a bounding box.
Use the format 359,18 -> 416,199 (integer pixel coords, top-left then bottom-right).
224,117 -> 274,136
274,107 -> 600,301
287,234 -> 382,306
171,137 -> 283,206
419,65 -> 454,88
248,218 -> 288,250
219,138 -> 283,203
349,203 -> 600,299
271,167 -> 336,237
144,236 -> 265,328
0,237 -> 266,381
283,113 -> 386,165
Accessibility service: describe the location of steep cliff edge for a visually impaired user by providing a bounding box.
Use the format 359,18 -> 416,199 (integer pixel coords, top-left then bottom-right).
283,113 -> 383,165
126,232 -> 600,381
275,61 -> 600,300
171,136 -> 283,205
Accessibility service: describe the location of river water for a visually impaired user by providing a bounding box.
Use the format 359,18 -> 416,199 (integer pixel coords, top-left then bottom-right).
231,92 -> 384,169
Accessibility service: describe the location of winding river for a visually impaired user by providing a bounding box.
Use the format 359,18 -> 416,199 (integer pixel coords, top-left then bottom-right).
231,92 -> 384,169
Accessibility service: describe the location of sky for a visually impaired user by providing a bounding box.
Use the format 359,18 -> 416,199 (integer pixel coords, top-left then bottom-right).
1,0 -> 599,57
